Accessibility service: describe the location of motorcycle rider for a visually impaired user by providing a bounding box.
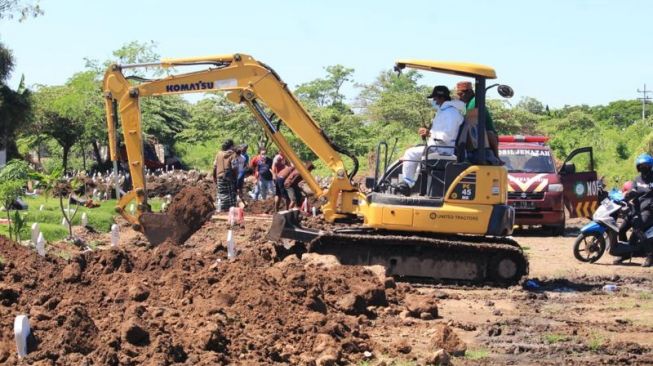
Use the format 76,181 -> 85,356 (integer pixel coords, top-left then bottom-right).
615,153 -> 653,266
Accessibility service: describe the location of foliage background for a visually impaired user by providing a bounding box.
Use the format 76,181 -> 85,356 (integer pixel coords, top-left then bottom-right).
4,41 -> 651,188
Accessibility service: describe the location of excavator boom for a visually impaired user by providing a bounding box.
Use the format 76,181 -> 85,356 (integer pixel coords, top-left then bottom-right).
103,53 -> 365,242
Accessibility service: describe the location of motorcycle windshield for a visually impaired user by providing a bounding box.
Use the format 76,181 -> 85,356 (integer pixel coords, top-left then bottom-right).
592,199 -> 619,220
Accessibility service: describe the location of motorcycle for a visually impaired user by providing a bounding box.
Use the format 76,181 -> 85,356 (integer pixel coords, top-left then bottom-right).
573,189 -> 651,263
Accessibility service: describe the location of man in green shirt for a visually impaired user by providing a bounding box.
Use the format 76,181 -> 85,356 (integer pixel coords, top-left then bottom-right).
456,81 -> 500,160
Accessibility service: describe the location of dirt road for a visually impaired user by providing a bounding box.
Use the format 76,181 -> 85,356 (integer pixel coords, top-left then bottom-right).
416,228 -> 653,365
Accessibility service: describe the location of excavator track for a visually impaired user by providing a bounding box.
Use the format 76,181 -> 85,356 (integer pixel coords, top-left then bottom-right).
306,230 -> 528,286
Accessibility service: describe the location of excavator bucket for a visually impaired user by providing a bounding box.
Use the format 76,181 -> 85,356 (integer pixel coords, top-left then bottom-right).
138,212 -> 191,246
266,210 -> 322,243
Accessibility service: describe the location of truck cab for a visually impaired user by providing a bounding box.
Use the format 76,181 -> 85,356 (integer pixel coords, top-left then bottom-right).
498,135 -> 599,235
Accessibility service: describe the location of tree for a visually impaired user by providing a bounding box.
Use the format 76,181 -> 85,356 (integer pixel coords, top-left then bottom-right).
180,94 -> 255,145
0,0 -> 42,21
43,111 -> 84,172
0,159 -> 30,241
0,42 -> 31,161
358,69 -> 432,131
592,100 -> 642,128
141,95 -> 191,147
487,100 -> 544,135
515,96 -> 545,115
0,179 -> 23,241
355,69 -> 433,161
295,65 -> 354,108
31,85 -> 85,172
86,40 -> 162,78
0,159 -> 31,181
64,71 -> 105,168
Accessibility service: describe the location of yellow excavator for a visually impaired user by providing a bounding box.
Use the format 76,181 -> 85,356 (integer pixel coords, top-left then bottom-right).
103,53 -> 528,285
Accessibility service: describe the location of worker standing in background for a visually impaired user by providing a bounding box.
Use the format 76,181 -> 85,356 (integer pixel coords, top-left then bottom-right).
276,163 -> 294,210
212,139 -> 238,212
272,152 -> 288,211
249,147 -> 274,200
284,161 -> 315,209
456,81 -> 500,159
234,144 -> 249,196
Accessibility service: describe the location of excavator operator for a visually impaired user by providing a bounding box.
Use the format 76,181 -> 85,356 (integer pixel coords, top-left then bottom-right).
396,85 -> 465,195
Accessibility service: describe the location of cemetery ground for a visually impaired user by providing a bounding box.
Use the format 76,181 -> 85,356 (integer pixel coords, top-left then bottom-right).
0,191 -> 652,365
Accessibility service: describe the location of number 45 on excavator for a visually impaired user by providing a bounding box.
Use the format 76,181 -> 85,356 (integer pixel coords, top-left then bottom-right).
103,53 -> 528,285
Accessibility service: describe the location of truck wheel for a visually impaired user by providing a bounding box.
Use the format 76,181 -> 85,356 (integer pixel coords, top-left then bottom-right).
546,210 -> 566,236
548,220 -> 566,236
573,232 -> 605,263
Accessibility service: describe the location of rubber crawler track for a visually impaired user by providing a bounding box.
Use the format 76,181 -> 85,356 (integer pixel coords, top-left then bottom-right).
307,230 -> 529,286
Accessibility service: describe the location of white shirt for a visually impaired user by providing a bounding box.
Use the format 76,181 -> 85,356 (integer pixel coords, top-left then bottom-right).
428,100 -> 465,147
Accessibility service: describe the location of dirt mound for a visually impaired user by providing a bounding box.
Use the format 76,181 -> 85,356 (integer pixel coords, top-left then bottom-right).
243,197 -> 275,214
167,185 -> 215,234
0,219 -> 415,365
145,171 -> 214,198
140,185 -> 215,245
431,323 -> 467,356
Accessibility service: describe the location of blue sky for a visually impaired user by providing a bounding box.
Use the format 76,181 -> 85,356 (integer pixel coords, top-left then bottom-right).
0,0 -> 651,108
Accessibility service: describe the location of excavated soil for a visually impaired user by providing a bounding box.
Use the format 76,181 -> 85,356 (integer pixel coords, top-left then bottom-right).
166,186 -> 215,235
0,220 -> 437,365
145,171 -> 214,199
1,196 -> 653,365
140,186 -> 215,246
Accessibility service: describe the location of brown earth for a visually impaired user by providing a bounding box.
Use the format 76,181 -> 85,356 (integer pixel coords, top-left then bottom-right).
1,206 -> 653,364
145,171 -> 214,199
140,185 -> 215,246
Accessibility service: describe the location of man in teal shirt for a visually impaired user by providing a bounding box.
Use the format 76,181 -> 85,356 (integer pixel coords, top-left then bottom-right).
456,81 -> 500,159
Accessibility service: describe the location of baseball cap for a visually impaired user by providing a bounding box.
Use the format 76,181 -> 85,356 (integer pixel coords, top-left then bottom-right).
427,85 -> 450,99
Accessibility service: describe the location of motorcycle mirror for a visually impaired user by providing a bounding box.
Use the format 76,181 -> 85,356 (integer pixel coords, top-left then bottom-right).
497,85 -> 514,98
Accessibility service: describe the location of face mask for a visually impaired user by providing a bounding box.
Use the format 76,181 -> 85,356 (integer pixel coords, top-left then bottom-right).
430,100 -> 439,110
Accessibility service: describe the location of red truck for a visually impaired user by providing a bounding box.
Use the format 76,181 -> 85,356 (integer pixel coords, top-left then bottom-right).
498,136 -> 600,235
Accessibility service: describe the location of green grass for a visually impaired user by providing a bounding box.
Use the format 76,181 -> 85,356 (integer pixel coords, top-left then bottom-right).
543,333 -> 568,344
587,332 -> 605,352
638,291 -> 653,300
465,348 -> 489,360
0,195 -> 164,242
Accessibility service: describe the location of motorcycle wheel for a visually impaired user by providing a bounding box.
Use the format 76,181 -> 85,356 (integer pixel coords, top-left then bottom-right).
573,232 -> 606,263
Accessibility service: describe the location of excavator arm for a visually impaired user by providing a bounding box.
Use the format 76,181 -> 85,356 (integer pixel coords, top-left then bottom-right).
103,53 -> 364,230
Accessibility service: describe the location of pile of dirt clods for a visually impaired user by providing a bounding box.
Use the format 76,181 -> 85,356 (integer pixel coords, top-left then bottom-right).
0,213 -> 448,365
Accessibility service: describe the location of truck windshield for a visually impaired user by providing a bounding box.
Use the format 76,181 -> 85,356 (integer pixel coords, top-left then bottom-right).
499,148 -> 556,173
